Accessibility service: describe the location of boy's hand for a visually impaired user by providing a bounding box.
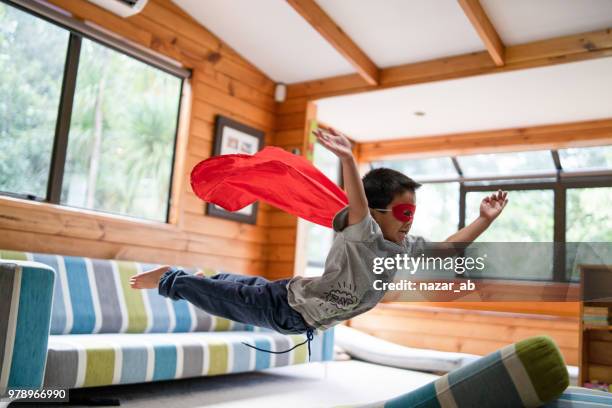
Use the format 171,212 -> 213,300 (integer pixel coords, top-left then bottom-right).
314,127 -> 353,160
480,190 -> 508,222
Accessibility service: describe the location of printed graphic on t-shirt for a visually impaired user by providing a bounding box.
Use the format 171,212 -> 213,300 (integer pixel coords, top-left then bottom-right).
320,281 -> 358,313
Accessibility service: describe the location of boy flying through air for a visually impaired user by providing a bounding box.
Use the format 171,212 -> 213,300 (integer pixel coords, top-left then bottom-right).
130,127 -> 508,355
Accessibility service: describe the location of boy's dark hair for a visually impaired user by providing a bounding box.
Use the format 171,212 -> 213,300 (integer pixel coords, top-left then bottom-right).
362,167 -> 421,209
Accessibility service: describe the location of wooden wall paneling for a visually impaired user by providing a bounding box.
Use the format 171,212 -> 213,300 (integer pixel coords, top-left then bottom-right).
350,304 -> 580,365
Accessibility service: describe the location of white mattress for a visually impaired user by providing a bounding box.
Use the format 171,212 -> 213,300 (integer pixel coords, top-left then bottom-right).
335,325 -> 481,373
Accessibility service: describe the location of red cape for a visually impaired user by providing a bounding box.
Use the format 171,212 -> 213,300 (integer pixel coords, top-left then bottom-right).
190,146 -> 348,228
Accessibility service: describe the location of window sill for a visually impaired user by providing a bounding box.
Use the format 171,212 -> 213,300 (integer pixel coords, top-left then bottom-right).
0,194 -> 181,232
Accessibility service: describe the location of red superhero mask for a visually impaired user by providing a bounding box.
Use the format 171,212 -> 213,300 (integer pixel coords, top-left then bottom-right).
371,203 -> 416,223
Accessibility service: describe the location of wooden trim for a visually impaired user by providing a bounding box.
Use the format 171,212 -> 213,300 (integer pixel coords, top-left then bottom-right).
457,0 -> 504,66
291,101 -> 319,277
376,301 -> 580,319
350,302 -> 580,364
168,79 -> 192,226
358,118 -> 612,162
286,0 -> 379,85
287,27 -> 612,99
412,301 -> 580,317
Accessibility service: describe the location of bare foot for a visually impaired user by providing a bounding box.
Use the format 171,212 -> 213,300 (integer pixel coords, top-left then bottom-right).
130,265 -> 172,289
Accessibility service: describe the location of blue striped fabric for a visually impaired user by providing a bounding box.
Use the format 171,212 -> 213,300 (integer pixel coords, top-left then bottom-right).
1,250 -> 259,335
43,330 -> 333,388
0,261 -> 55,393
543,387 -> 612,407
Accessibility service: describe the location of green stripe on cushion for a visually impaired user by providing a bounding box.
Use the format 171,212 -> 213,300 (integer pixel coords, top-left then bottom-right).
84,347 -> 115,387
0,250 -> 28,260
116,261 -> 148,333
207,341 -> 228,375
290,334 -> 308,364
515,336 -> 569,404
214,316 -> 231,331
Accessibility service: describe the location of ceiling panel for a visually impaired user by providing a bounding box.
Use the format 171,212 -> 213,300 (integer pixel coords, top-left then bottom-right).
172,0 -> 355,83
315,0 -> 485,68
316,57 -> 612,142
481,0 -> 612,45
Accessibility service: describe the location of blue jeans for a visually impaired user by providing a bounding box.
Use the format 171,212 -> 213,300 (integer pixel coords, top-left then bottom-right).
158,268 -> 312,335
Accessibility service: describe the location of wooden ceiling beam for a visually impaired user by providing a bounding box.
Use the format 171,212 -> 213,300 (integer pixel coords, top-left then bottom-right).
358,118 -> 612,162
286,0 -> 379,85
457,0 -> 505,66
287,27 -> 612,100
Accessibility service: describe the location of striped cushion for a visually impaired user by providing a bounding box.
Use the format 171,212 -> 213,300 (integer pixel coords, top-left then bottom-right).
543,387 -> 612,407
0,250 -> 255,334
347,336 -> 569,408
43,329 -> 334,388
0,260 -> 55,393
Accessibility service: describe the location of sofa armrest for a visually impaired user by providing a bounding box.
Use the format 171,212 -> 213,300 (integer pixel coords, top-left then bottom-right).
0,260 -> 55,394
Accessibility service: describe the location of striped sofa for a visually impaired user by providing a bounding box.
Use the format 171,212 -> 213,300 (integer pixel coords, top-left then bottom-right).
0,251 -> 334,394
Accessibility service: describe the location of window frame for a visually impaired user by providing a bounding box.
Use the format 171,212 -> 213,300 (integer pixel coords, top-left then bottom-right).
369,149 -> 612,283
1,0 -> 191,222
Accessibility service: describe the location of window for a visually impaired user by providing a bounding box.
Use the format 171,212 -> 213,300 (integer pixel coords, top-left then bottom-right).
457,150 -> 556,177
0,3 -> 69,198
0,1 -> 187,222
558,146 -> 612,171
372,157 -> 457,182
566,187 -> 612,242
61,38 -> 181,220
368,145 -> 612,282
465,190 -> 554,242
565,187 -> 612,281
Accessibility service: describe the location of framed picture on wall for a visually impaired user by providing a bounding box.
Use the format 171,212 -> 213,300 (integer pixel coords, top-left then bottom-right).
205,115 -> 265,224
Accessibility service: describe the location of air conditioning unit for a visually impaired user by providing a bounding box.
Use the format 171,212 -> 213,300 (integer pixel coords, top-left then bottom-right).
87,0 -> 149,18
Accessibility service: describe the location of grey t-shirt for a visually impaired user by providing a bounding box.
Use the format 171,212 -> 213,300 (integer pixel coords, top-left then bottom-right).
286,205 -> 428,330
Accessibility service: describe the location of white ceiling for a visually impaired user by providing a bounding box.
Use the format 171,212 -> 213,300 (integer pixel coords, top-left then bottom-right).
481,0 -> 612,46
173,0 -> 354,83
315,57 -> 612,142
173,0 -> 612,84
315,0 -> 484,68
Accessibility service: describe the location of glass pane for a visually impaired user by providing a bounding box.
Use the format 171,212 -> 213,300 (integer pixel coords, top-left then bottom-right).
372,157 -> 457,181
410,182 -> 459,241
305,223 -> 334,277
314,141 -> 340,184
0,3 -> 69,197
305,141 -> 341,277
566,188 -> 612,242
566,187 -> 612,281
465,189 -> 554,280
457,150 -> 556,177
558,146 -> 612,171
466,190 -> 554,242
61,38 -> 181,221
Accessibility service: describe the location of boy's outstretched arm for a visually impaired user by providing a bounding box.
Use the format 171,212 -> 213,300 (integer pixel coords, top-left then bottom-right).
314,127 -> 369,226
444,190 -> 508,243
